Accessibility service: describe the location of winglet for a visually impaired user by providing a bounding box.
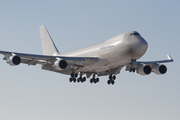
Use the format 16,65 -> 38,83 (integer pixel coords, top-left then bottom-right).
167,54 -> 173,60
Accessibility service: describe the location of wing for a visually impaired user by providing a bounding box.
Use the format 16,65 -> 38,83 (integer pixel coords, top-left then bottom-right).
0,50 -> 99,70
125,54 -> 174,75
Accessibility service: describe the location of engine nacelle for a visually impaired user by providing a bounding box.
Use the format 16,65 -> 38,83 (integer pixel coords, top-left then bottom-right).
6,54 -> 21,66
52,58 -> 67,70
137,64 -> 152,75
152,64 -> 167,75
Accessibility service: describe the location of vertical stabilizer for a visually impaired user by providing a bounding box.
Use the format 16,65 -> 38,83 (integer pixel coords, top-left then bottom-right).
39,25 -> 59,55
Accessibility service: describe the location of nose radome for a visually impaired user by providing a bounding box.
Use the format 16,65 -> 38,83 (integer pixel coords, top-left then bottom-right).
139,37 -> 148,50
131,36 -> 148,57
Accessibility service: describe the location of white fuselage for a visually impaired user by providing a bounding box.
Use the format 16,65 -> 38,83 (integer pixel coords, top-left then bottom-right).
0,25 -> 173,84
59,31 -> 148,74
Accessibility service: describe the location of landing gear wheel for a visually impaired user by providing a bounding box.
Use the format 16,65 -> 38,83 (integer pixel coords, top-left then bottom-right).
113,75 -> 116,80
71,73 -> 74,78
107,80 -> 111,85
129,67 -> 132,72
81,79 -> 84,83
83,77 -> 86,82
96,78 -> 99,82
79,77 -> 82,82
69,78 -> 73,82
74,73 -> 78,78
111,80 -> 115,85
77,78 -> 80,82
132,67 -> 136,72
94,80 -> 97,84
73,78 -> 76,82
109,75 -> 112,80
90,79 -> 93,83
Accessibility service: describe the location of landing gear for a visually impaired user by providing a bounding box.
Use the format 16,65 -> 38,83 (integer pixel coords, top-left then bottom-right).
107,80 -> 114,85
71,73 -> 78,78
77,77 -> 86,83
69,72 -> 86,83
107,75 -> 116,85
69,77 -> 76,82
90,78 -> 99,83
90,73 -> 99,84
129,59 -> 136,73
69,73 -> 78,82
129,67 -> 136,72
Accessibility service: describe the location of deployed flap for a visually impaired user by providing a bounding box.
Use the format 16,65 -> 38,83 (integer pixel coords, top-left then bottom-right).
39,25 -> 59,56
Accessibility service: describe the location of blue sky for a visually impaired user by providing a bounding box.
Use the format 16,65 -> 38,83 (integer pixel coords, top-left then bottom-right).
0,0 -> 179,120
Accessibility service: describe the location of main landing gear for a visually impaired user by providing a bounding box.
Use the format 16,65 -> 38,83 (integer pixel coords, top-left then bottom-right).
69,73 -> 78,82
77,73 -> 86,83
69,72 -> 86,83
107,75 -> 116,85
90,73 -> 99,84
69,73 -> 117,85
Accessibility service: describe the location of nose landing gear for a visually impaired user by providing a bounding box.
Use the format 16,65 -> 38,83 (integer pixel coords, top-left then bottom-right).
128,59 -> 136,73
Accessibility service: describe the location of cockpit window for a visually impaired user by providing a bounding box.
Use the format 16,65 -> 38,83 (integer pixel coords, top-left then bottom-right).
134,33 -> 140,35
130,33 -> 140,36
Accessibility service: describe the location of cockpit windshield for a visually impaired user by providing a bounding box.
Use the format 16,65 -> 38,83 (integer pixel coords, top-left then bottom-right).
130,32 -> 140,36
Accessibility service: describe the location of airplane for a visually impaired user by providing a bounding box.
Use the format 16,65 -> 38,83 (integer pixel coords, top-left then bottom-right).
0,25 -> 173,85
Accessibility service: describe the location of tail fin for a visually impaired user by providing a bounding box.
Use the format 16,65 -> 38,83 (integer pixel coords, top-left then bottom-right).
39,25 -> 59,55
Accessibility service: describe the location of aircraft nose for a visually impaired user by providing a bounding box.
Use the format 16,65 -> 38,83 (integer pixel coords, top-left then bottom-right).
138,37 -> 148,50
131,36 -> 148,56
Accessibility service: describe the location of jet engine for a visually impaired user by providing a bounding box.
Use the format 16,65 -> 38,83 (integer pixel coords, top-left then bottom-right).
137,64 -> 152,75
52,58 -> 67,70
6,54 -> 21,66
152,64 -> 167,75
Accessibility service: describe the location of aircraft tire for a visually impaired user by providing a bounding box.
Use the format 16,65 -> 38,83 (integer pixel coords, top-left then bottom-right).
83,77 -> 86,82
90,79 -> 93,83
75,73 -> 78,78
69,78 -> 73,82
73,78 -> 76,82
109,75 -> 112,80
113,75 -> 116,80
133,68 -> 136,72
96,78 -> 99,82
111,80 -> 115,85
107,80 -> 111,84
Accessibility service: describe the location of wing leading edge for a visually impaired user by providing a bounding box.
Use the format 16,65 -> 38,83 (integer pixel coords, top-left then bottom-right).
0,50 -> 99,67
125,54 -> 173,75
133,54 -> 173,66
